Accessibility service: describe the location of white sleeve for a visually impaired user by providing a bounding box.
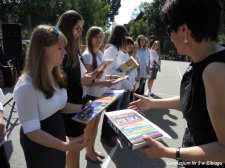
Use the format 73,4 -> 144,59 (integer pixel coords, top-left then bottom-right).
121,75 -> 134,91
79,57 -> 87,77
14,84 -> 41,134
0,88 -> 4,111
82,51 -> 92,65
104,46 -> 118,60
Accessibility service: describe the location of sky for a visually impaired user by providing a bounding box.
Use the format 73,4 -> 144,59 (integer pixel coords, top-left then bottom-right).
114,0 -> 153,25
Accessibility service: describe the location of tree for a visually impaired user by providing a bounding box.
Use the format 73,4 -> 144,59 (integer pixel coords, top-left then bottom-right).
0,0 -> 120,38
105,0 -> 121,27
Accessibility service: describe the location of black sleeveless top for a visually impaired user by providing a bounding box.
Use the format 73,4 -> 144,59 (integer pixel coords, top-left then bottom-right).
63,54 -> 83,104
180,50 -> 225,146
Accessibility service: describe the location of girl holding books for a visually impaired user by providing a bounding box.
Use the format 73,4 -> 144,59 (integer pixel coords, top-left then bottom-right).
119,37 -> 136,109
82,26 -> 114,164
100,25 -> 128,147
13,25 -> 88,168
56,10 -> 98,168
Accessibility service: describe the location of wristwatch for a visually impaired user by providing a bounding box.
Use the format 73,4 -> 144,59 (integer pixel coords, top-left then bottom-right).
176,147 -> 181,161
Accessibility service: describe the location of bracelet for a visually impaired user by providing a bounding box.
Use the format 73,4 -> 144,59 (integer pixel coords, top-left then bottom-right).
176,147 -> 181,161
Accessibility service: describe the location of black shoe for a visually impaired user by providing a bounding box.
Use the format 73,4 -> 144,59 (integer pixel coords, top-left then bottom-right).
100,137 -> 117,147
85,155 -> 102,164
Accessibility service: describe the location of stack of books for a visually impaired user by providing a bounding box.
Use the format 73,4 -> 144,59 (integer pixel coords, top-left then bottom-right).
105,109 -> 171,150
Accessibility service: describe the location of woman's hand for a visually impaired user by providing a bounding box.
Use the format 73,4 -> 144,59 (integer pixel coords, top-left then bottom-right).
138,137 -> 168,159
65,136 -> 90,153
96,70 -> 104,79
102,80 -> 115,88
128,93 -> 151,112
81,73 -> 95,86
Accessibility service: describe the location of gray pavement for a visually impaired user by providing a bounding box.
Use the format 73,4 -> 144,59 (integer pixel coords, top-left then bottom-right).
2,60 -> 190,168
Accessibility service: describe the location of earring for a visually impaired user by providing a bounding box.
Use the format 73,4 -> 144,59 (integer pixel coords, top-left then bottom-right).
184,36 -> 188,44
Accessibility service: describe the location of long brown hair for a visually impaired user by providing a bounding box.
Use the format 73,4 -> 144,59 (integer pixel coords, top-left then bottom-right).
21,25 -> 67,98
56,10 -> 83,68
85,26 -> 104,70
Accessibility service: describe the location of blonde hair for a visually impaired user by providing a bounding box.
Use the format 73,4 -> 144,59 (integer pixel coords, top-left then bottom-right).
151,40 -> 160,53
21,25 -> 67,98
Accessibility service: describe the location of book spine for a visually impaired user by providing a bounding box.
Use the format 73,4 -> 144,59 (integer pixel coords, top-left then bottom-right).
107,119 -> 120,134
107,118 -> 134,150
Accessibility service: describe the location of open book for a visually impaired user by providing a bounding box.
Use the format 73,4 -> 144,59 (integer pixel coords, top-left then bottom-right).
92,62 -> 108,76
111,75 -> 129,84
105,109 -> 171,150
116,56 -> 139,73
72,90 -> 124,125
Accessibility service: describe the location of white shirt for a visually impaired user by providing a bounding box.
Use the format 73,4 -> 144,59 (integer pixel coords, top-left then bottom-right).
82,49 -> 106,97
149,50 -> 160,68
103,45 -> 123,90
119,51 -> 134,91
0,88 -> 4,111
137,48 -> 150,78
13,74 -> 67,134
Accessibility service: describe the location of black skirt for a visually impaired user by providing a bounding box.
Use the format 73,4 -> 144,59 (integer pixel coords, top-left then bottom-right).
20,111 -> 66,168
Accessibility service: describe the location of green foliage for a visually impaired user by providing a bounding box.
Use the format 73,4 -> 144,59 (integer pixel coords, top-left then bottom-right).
0,0 -> 120,38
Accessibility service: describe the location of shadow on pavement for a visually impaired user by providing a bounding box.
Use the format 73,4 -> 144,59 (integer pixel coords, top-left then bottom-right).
144,108 -> 178,139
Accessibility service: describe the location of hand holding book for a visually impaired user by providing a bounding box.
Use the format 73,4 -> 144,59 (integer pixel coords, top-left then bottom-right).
92,62 -> 107,76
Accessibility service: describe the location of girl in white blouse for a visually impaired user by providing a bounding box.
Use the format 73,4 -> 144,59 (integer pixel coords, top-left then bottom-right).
82,26 -> 114,164
13,25 -> 88,168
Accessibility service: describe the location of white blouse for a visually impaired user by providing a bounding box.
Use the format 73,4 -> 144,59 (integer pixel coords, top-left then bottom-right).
13,74 -> 67,134
82,49 -> 106,97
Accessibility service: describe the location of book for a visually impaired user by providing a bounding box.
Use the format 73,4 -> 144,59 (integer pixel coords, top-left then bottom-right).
72,90 -> 124,125
111,75 -> 129,84
92,62 -> 108,76
116,56 -> 139,73
105,109 -> 171,150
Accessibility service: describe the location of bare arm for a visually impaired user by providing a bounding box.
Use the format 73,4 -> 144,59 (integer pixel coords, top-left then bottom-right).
140,62 -> 225,163
61,102 -> 83,114
0,110 -> 6,142
26,129 -> 88,153
129,94 -> 180,112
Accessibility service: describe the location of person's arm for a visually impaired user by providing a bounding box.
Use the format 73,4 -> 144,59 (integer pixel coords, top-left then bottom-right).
14,84 -> 88,152
129,94 -> 180,112
139,62 -> 225,163
61,102 -> 83,114
0,88 -> 6,143
26,129 -> 88,153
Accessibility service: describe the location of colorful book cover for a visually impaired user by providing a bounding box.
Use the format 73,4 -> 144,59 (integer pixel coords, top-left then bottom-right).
105,109 -> 171,150
72,90 -> 124,125
116,56 -> 139,73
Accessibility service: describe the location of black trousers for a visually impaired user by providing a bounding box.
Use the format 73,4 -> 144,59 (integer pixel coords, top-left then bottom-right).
0,145 -> 10,168
136,78 -> 146,95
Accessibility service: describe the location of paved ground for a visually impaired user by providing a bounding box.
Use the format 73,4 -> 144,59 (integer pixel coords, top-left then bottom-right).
2,60 -> 190,168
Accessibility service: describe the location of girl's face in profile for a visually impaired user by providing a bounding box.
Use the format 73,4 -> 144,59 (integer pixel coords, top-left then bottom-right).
45,41 -> 66,68
72,20 -> 84,39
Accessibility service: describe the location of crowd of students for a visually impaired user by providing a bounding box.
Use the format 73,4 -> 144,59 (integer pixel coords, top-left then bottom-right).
1,0 -> 225,168
2,9 -> 159,168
